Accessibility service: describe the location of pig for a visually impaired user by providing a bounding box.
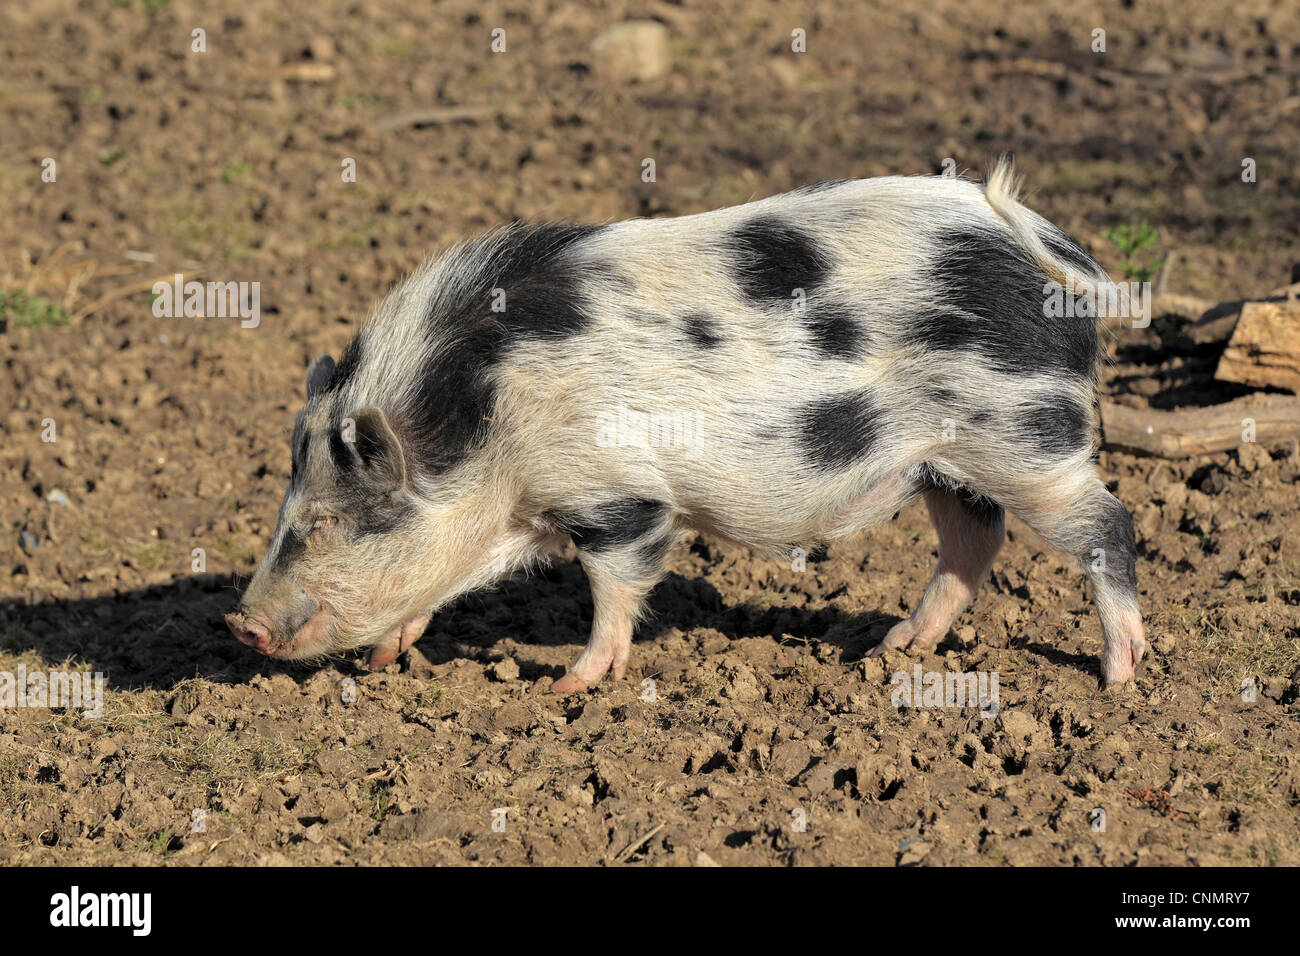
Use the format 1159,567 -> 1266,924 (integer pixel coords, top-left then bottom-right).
226,159 -> 1145,692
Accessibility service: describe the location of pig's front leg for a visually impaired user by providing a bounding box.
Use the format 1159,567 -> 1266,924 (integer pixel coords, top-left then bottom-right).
869,483 -> 1004,655
550,500 -> 674,694
365,613 -> 432,669
551,563 -> 646,693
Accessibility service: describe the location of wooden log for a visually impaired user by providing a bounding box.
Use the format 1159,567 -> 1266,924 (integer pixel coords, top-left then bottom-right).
1140,292 -> 1241,344
1141,288 -> 1300,346
1214,301 -> 1300,393
1101,395 -> 1300,457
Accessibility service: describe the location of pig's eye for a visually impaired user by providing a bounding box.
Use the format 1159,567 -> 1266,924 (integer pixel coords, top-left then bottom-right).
309,514 -> 338,537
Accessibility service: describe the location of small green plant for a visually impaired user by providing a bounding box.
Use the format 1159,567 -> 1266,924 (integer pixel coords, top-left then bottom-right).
220,160 -> 252,183
132,539 -> 171,572
143,827 -> 174,854
793,656 -> 821,687
1101,221 -> 1164,284
97,146 -> 128,166
0,290 -> 69,331
369,780 -> 394,821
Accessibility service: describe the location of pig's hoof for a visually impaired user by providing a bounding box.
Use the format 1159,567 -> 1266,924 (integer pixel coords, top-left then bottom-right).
1100,637 -> 1144,690
550,672 -> 590,694
1101,670 -> 1133,691
867,620 -> 923,656
366,645 -> 399,669
365,632 -> 402,669
365,615 -> 431,670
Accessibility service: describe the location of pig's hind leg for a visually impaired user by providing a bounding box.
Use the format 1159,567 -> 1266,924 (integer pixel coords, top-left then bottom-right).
550,500 -> 676,694
868,477 -> 1005,656
1005,473 -> 1145,689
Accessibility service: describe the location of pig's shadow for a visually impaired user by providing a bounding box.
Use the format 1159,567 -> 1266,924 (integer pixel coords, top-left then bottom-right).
431,557 -> 900,681
1,575 -> 277,691
0,557 -> 902,691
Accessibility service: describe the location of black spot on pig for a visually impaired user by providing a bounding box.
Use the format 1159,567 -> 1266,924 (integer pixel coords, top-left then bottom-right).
909,227 -> 1097,378
325,333 -> 365,395
802,305 -> 866,359
290,414 -> 308,483
1082,494 -> 1139,593
408,348 -> 498,477
407,223 -> 601,476
294,427 -> 311,472
1041,227 -> 1103,278
725,217 -> 831,303
553,499 -> 666,555
797,389 -> 884,470
327,425 -> 355,477
1019,396 -> 1091,456
683,312 -> 722,348
487,224 -> 604,341
269,527 -> 306,573
353,497 -> 415,536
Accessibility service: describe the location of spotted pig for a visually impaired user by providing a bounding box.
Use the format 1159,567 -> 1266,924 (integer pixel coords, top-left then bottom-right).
226,160 -> 1145,692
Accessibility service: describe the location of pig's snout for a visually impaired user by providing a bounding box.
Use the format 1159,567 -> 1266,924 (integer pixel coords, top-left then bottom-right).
225,595 -> 334,660
226,611 -> 273,653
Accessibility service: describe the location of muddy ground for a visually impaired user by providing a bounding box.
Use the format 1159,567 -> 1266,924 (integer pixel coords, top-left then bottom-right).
1,0 -> 1298,865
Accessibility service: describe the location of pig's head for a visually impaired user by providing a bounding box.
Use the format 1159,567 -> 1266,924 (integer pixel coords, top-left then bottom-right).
225,354 -> 443,664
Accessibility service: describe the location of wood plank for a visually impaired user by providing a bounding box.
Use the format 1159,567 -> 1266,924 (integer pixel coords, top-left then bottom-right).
1214,301 -> 1300,393
1101,395 -> 1300,457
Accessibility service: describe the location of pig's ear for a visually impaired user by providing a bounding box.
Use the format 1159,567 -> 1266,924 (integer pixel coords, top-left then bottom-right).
350,406 -> 406,491
306,354 -> 336,397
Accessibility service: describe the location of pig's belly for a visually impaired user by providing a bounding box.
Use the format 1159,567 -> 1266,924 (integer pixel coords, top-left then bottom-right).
662,454 -> 920,548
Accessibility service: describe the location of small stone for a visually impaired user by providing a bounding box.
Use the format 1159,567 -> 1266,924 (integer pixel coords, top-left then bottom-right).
590,21 -> 672,83
997,710 -> 1037,743
490,657 -> 520,682
308,36 -> 335,61
898,839 -> 931,866
860,656 -> 884,683
1237,444 -> 1271,473
563,785 -> 593,808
